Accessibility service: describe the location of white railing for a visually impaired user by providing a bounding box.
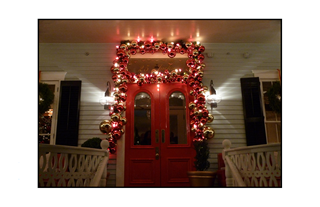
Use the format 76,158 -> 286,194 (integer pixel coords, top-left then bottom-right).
39,140 -> 109,187
222,139 -> 281,187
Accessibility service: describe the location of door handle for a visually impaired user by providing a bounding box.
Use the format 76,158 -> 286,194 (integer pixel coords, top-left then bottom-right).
155,147 -> 159,160
155,129 -> 159,143
161,129 -> 165,143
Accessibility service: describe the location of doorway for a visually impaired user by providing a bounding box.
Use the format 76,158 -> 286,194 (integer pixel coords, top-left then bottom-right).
124,83 -> 195,187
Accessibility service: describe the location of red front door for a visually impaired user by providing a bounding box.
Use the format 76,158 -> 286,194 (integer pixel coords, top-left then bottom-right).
125,83 -> 195,187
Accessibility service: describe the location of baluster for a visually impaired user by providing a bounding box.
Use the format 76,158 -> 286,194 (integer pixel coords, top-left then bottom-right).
99,140 -> 109,186
39,142 -> 111,187
222,139 -> 233,187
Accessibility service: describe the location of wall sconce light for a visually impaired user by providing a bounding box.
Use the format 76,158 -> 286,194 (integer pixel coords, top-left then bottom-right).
99,81 -> 115,110
206,80 -> 222,109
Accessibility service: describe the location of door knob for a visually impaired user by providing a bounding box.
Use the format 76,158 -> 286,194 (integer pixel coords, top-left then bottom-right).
155,147 -> 159,160
161,129 -> 165,143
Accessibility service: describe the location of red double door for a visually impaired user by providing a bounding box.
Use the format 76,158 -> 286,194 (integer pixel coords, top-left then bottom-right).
125,83 -> 195,187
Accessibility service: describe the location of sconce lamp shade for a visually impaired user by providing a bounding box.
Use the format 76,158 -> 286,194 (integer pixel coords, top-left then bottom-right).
206,94 -> 222,104
99,96 -> 115,106
206,80 -> 222,109
100,81 -> 115,109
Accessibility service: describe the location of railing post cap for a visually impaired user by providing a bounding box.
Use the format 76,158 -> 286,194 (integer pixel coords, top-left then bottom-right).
222,139 -> 231,149
100,140 -> 109,150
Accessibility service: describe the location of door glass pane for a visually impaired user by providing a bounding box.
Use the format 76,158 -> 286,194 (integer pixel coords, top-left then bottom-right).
134,92 -> 151,145
39,84 -> 55,144
169,92 -> 187,144
262,81 -> 281,144
262,82 -> 277,121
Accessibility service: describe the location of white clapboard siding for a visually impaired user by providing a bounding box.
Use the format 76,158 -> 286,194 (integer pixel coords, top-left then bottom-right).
39,43 -> 118,186
39,43 -> 280,186
202,43 -> 280,175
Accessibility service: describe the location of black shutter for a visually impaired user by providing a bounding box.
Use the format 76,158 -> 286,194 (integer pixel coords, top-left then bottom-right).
240,77 -> 266,146
56,81 -> 82,146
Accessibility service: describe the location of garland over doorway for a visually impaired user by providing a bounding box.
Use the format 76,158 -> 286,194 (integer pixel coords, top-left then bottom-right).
100,39 -> 215,153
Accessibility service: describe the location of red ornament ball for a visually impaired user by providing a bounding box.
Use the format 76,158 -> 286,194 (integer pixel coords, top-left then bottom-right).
198,45 -> 205,52
168,50 -> 176,58
130,48 -> 137,55
144,41 -> 152,49
160,43 -> 167,51
109,147 -> 116,154
140,48 -> 146,55
112,130 -> 122,140
117,49 -> 126,57
197,54 -> 205,62
109,141 -> 116,148
186,59 -> 196,68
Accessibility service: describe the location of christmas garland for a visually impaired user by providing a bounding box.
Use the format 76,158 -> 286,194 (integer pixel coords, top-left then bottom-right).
39,82 -> 54,115
100,39 -> 215,154
266,81 -> 281,114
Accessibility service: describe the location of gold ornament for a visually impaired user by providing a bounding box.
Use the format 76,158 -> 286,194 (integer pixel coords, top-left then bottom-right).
120,117 -> 127,125
208,129 -> 215,139
203,86 -> 208,93
111,66 -> 119,74
121,78 -> 128,83
204,128 -> 215,139
154,42 -> 160,50
189,102 -> 196,110
120,44 -> 127,50
185,41 -> 193,48
167,42 -> 174,49
111,113 -> 120,121
131,41 -> 138,47
193,49 -> 199,56
198,122 -> 204,129
100,120 -> 112,134
151,69 -> 158,74
193,107 -> 199,116
183,74 -> 189,81
207,114 -> 214,123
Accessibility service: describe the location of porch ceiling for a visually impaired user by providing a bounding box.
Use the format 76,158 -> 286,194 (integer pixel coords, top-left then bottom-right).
38,19 -> 281,44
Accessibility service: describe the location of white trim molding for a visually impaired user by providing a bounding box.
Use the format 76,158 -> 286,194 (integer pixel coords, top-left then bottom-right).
252,70 -> 280,80
40,71 -> 67,81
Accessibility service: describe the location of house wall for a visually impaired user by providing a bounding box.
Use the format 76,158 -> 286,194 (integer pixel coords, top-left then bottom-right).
39,43 -> 281,186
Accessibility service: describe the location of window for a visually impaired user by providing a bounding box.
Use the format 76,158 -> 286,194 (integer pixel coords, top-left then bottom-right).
261,81 -> 281,143
252,70 -> 281,144
169,91 -> 187,144
134,92 -> 152,145
38,81 -> 60,144
39,71 -> 66,145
